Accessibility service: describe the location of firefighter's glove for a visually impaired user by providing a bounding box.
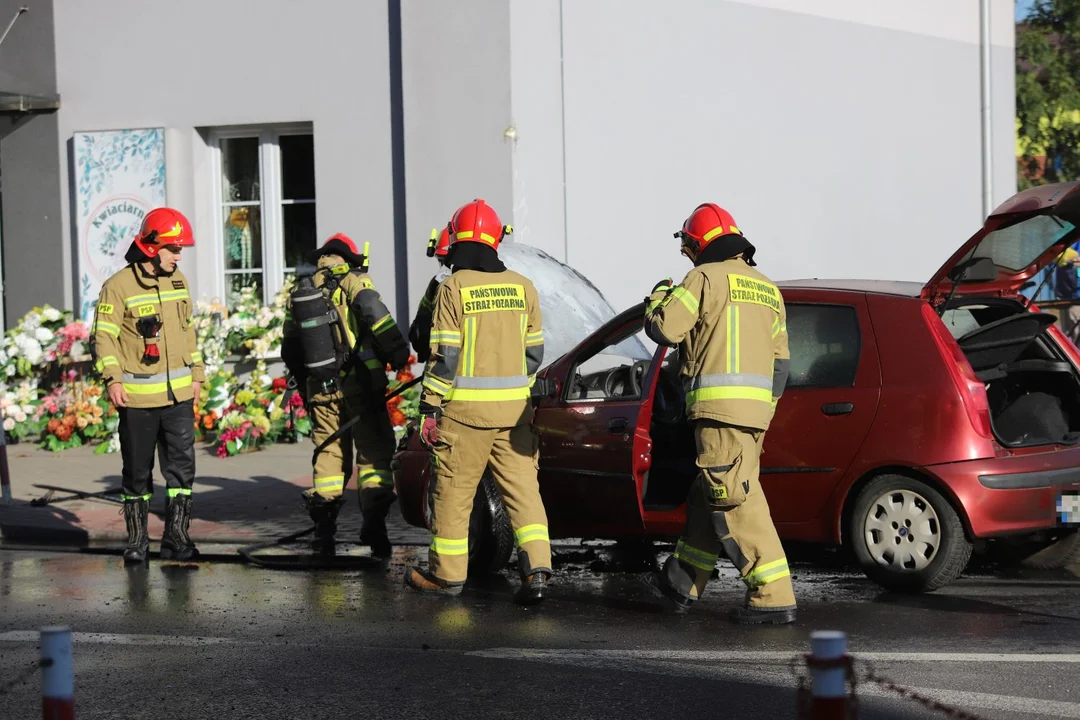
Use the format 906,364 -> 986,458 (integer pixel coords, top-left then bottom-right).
420,415 -> 438,450
136,315 -> 163,338
136,315 -> 163,364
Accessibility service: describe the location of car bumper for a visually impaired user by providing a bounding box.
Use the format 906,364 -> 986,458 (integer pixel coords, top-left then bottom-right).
921,452 -> 1080,538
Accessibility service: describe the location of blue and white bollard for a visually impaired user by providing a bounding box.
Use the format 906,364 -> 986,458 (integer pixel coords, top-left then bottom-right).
41,626 -> 75,719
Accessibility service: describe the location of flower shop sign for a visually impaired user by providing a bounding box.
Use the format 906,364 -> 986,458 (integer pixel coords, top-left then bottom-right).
74,128 -> 167,323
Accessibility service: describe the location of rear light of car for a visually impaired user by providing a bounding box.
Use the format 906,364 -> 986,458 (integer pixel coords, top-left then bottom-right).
921,304 -> 993,439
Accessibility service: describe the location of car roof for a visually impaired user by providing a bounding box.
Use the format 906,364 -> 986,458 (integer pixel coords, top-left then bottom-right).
777,279 -> 924,297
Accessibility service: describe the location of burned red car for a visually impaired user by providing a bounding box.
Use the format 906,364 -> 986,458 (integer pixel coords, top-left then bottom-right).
393,182 -> 1080,592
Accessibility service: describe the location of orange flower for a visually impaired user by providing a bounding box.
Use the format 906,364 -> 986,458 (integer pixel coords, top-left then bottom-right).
386,395 -> 403,408
396,369 -> 414,383
389,408 -> 407,427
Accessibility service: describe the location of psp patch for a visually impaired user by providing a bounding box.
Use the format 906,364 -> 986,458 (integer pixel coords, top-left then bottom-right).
137,304 -> 157,317
728,274 -> 781,312
172,280 -> 185,290
461,283 -> 527,314
97,303 -> 114,315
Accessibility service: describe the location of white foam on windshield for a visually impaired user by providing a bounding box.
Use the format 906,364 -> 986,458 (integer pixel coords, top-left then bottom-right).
498,241 -> 650,366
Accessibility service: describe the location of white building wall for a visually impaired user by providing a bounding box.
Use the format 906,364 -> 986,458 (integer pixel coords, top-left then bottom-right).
556,0 -> 1017,312
52,0 -> 398,315
45,0 -> 1018,329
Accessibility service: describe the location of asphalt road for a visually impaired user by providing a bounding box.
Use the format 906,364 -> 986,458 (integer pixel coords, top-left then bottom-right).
1,543 -> 1078,720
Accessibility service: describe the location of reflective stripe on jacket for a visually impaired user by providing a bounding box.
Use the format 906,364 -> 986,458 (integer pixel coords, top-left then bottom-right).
91,264 -> 204,409
420,268 -> 544,428
644,258 -> 790,431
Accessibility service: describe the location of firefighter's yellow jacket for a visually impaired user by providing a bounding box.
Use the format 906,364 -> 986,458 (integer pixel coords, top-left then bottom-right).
91,264 -> 204,409
644,257 -> 790,431
420,268 -> 544,428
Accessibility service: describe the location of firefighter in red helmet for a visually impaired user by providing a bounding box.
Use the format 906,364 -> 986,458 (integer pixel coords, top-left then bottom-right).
281,232 -> 411,556
90,207 -> 205,565
644,203 -> 797,624
408,226 -> 452,363
404,199 -> 552,605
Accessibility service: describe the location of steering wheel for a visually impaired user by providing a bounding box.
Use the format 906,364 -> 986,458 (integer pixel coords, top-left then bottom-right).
603,367 -> 625,398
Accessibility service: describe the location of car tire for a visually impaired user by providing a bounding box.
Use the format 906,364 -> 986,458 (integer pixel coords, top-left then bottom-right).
425,468 -> 515,575
849,474 -> 973,593
1019,530 -> 1080,570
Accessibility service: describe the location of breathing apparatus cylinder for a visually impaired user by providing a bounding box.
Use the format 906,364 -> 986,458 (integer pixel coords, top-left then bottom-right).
290,273 -> 345,383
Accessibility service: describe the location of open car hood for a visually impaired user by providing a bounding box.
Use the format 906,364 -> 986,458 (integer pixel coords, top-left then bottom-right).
496,241 -> 620,367
923,181 -> 1080,301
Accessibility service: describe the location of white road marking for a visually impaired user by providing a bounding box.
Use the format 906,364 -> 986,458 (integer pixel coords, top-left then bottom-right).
468,648 -> 1080,718
0,631 -> 242,646
471,648 -> 1080,663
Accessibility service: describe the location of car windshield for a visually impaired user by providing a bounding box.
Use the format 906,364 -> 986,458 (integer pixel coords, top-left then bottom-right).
499,241 -> 628,367
960,214 -> 1076,274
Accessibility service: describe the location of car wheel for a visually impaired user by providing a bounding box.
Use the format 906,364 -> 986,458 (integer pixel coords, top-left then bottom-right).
1019,530 -> 1080,570
849,474 -> 973,593
425,468 -> 515,575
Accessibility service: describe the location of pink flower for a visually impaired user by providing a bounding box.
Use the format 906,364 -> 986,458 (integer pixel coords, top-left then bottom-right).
216,444 -> 227,458
289,394 -> 304,408
295,407 -> 307,418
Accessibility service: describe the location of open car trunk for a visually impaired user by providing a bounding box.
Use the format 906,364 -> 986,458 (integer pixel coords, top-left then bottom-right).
942,298 -> 1080,447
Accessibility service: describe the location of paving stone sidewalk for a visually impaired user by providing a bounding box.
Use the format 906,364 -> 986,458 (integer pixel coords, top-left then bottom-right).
0,440 -> 430,548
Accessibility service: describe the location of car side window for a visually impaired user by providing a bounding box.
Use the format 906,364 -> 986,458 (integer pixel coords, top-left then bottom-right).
786,304 -> 861,389
566,324 -> 654,402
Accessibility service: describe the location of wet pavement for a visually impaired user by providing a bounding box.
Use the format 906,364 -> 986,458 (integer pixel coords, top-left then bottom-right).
1,543 -> 1078,719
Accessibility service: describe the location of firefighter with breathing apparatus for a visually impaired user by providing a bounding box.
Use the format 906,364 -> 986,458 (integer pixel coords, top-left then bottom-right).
281,234 -> 410,556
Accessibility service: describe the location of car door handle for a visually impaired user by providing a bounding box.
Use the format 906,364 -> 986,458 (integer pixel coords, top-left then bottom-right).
821,402 -> 854,416
608,417 -> 629,433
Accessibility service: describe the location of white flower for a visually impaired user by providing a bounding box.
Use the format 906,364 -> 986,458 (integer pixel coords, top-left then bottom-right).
21,404 -> 34,415
5,365 -> 15,376
2,418 -> 14,431
42,307 -> 62,322
34,327 -> 53,344
70,341 -> 85,358
13,411 -> 25,423
22,342 -> 43,366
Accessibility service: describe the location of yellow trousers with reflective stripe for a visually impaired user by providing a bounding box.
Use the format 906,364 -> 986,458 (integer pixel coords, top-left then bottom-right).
675,420 -> 796,610
306,379 -> 397,519
428,415 -> 551,584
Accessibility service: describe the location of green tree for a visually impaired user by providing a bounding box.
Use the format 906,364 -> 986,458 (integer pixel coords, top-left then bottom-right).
1016,0 -> 1080,188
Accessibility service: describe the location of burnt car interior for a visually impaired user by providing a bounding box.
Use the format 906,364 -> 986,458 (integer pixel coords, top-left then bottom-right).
942,297 -> 1080,447
565,323 -> 653,401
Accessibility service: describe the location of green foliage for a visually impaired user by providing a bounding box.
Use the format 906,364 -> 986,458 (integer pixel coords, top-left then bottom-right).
1017,0 -> 1080,188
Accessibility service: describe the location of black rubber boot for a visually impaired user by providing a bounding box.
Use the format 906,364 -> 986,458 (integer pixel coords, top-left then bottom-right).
730,606 -> 796,625
305,494 -> 343,555
514,551 -> 551,606
404,567 -> 463,596
122,498 -> 149,565
644,555 -> 696,612
359,515 -> 392,559
160,495 -> 198,561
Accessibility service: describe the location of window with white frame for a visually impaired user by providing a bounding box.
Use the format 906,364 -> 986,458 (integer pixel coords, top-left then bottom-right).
211,125 -> 316,307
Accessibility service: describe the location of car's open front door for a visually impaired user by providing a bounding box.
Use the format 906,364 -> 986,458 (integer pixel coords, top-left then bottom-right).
534,309 -> 658,537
